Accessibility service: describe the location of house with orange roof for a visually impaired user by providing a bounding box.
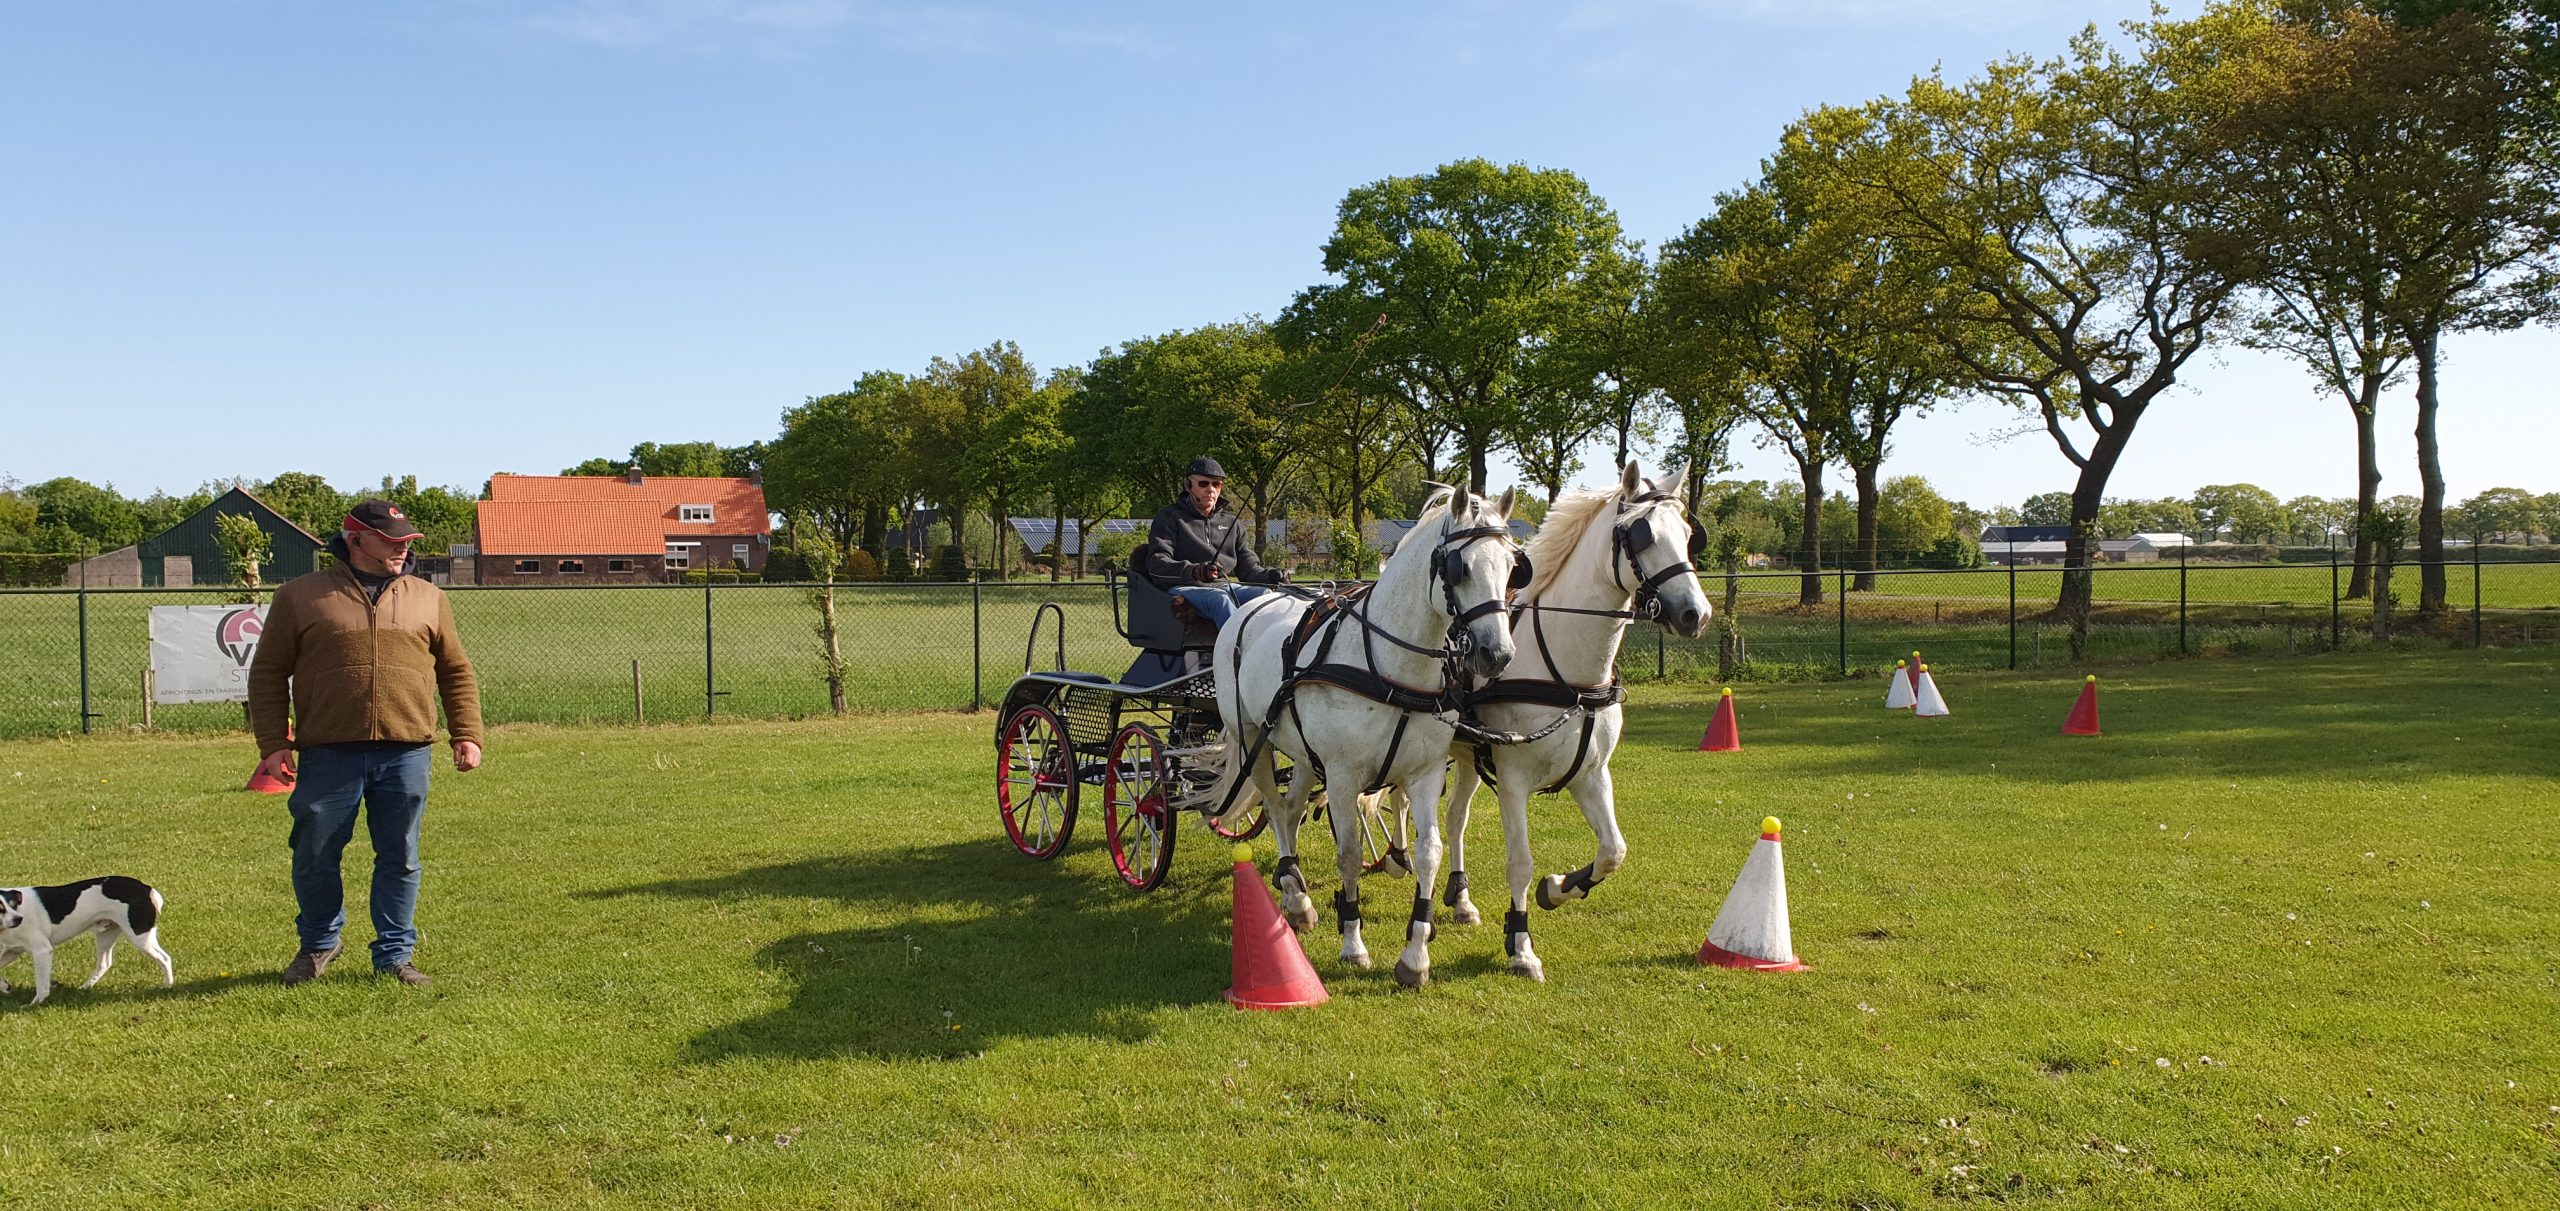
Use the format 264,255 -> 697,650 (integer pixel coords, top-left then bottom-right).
471,467 -> 773,584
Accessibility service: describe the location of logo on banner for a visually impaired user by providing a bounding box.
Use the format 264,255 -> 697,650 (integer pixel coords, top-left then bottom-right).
216,608 -> 264,667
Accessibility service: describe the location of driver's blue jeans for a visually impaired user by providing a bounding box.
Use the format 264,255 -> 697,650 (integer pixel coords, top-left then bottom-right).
1169,584 -> 1270,627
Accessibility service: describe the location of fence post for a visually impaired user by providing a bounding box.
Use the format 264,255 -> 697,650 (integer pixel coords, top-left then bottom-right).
2178,542 -> 2188,655
2007,561 -> 2017,670
971,572 -> 984,712
632,658 -> 645,725
78,583 -> 93,734
2330,545 -> 2341,651
1836,566 -> 1847,675
2472,528 -> 2483,647
1655,625 -> 1665,679
703,577 -> 715,718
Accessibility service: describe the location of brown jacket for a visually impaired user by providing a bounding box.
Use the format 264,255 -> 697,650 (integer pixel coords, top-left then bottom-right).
248,563 -> 483,754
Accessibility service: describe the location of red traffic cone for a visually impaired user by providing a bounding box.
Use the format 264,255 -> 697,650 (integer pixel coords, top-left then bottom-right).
247,727 -> 296,794
2063,675 -> 2101,736
1224,845 -> 1328,1010
1698,687 -> 1741,752
1698,816 -> 1806,972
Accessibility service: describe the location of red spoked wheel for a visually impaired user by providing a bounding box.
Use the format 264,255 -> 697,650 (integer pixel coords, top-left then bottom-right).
1205,745 -> 1273,842
1103,723 -> 1176,890
997,705 -> 1077,860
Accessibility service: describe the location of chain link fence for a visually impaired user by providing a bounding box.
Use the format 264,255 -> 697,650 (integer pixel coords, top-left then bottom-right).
5,555 -> 2556,740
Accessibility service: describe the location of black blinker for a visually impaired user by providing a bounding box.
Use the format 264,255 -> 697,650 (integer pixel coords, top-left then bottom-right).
1508,552 -> 1533,592
1686,522 -> 1708,560
1623,517 -> 1655,555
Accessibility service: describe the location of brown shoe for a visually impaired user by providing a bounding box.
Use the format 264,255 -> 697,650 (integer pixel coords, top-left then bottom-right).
378,963 -> 432,987
281,943 -> 342,987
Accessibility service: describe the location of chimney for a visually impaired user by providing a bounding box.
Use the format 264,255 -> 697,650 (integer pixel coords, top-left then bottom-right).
626,463 -> 643,486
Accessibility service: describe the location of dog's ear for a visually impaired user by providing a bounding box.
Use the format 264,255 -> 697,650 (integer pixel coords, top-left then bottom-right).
0,889 -> 17,907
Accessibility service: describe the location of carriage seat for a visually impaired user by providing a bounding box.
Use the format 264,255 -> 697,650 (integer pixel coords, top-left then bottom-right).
1121,548 -> 1219,654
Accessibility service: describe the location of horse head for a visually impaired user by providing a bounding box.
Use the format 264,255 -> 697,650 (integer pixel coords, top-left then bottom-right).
1431,486 -> 1522,679
1616,460 -> 1713,639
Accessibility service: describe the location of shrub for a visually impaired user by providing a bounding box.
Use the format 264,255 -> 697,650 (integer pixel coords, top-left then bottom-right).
1918,533 -> 1983,569
842,548 -> 880,581
886,548 -> 915,581
762,546 -> 814,582
933,545 -> 967,582
0,552 -> 79,586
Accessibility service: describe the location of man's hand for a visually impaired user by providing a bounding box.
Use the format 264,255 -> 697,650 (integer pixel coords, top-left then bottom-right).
1197,561 -> 1225,582
453,740 -> 483,772
255,749 -> 297,784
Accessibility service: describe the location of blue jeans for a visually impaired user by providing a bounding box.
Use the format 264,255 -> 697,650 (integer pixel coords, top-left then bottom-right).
287,743 -> 431,969
1170,583 -> 1270,627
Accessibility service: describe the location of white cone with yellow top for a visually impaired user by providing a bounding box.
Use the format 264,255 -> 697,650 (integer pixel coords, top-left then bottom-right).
1912,663 -> 1950,718
1696,816 -> 1807,972
1883,659 -> 1916,710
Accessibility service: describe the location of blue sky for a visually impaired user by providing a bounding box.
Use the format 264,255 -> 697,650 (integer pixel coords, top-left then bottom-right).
4,1 -> 2550,512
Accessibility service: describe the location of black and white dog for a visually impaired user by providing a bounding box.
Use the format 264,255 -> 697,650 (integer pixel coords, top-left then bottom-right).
0,876 -> 174,1005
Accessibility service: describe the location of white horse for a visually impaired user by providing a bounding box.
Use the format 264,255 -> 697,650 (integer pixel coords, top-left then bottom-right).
1211,487 -> 1523,988
1436,461 -> 1713,981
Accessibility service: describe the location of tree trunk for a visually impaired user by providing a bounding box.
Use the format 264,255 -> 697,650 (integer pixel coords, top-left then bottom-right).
859,502 -> 886,561
2412,327 -> 2447,615
1717,563 -> 1742,679
2371,557 -> 2395,642
1851,459 -> 1881,592
2060,418 -> 2140,661
2346,376 -> 2383,599
819,587 -> 848,715
1051,500 -> 1065,583
1795,455 -> 1825,606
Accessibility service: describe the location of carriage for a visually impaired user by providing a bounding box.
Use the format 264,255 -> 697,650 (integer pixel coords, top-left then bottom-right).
991,555 -> 1399,891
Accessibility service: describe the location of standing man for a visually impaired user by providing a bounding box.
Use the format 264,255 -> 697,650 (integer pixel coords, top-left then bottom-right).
1141,456 -> 1288,627
249,500 -> 483,988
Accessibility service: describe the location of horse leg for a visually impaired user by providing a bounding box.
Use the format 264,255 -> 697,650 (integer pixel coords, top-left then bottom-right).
1392,762 -> 1448,990
1264,741 -> 1320,933
1495,757 -> 1545,981
1327,778 -> 1373,969
1537,762 -> 1627,911
1441,757 -> 1483,926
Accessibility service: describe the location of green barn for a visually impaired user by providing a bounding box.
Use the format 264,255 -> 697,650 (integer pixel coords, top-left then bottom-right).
137,488 -> 325,586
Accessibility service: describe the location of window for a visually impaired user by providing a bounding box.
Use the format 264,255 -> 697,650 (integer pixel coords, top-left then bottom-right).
607,559 -> 635,573
732,543 -> 750,565
679,504 -> 714,523
558,559 -> 585,574
513,559 -> 540,574
665,542 -> 696,569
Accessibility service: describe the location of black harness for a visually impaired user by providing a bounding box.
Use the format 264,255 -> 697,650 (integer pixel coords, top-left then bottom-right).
1218,520 -> 1522,813
1465,489 -> 1704,796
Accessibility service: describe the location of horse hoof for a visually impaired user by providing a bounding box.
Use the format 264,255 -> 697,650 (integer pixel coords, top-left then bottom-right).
1379,855 -> 1411,878
1536,875 -> 1566,910
1282,901 -> 1318,934
1393,959 -> 1430,989
1510,958 -> 1546,983
1450,901 -> 1482,926
1343,950 -> 1373,971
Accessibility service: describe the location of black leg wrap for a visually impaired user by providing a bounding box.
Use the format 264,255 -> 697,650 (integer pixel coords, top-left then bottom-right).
1409,895 -> 1435,943
1504,909 -> 1530,957
1333,889 -> 1362,924
1441,869 -> 1470,908
1273,854 -> 1303,895
1536,863 -> 1602,911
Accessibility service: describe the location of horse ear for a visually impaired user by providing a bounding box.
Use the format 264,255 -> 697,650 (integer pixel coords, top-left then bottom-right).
1495,486 -> 1517,520
1620,460 -> 1644,499
1666,459 -> 1691,501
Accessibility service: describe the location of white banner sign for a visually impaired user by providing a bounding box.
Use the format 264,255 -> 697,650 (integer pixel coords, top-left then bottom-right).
150,605 -> 271,704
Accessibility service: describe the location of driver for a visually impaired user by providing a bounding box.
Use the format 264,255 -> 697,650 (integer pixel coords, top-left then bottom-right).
1141,456 -> 1288,627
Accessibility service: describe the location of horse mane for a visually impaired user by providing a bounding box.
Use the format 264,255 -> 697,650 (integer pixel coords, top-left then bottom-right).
1517,486 -> 1618,600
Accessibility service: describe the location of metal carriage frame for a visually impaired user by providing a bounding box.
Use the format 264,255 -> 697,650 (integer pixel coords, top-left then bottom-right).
992,565 -> 1400,892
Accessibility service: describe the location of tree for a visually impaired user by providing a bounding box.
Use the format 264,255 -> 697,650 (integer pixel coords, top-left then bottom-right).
2191,483 -> 2286,542
917,342 -> 1040,574
2018,492 -> 2075,527
1303,158 -> 1632,492
254,472 -> 349,542
373,476 -> 475,554
1505,236 -> 1651,502
803,540 -> 848,715
1846,16 -> 2251,656
213,512 -> 272,593
1875,475 -> 1959,560
765,372 -> 925,563
26,477 -> 141,549
2457,485 -> 2543,541
1272,301 -> 1411,553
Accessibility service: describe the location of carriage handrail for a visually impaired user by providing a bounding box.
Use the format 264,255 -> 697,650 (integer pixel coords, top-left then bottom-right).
1023,601 -> 1068,674
1106,569 -> 1132,642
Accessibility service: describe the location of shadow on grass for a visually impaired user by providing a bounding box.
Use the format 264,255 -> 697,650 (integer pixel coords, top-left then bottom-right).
588,838 -> 1233,1062
0,970 -> 243,1012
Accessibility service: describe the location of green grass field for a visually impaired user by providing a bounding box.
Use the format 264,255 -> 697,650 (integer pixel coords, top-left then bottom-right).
3,652 -> 2555,1207
9,566 -> 2560,739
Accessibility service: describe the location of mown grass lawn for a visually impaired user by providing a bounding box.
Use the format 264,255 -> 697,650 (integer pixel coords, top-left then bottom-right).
2,652 -> 2556,1207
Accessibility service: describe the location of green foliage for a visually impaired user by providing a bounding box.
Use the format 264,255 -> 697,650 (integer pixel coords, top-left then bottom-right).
212,513 -> 272,589
1919,533 -> 1985,569
842,548 -> 879,581
761,546 -> 814,583
26,477 -> 141,549
932,545 -> 967,582
886,547 -> 915,581
0,552 -> 78,586
2018,492 -> 2074,527
251,472 -> 347,542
